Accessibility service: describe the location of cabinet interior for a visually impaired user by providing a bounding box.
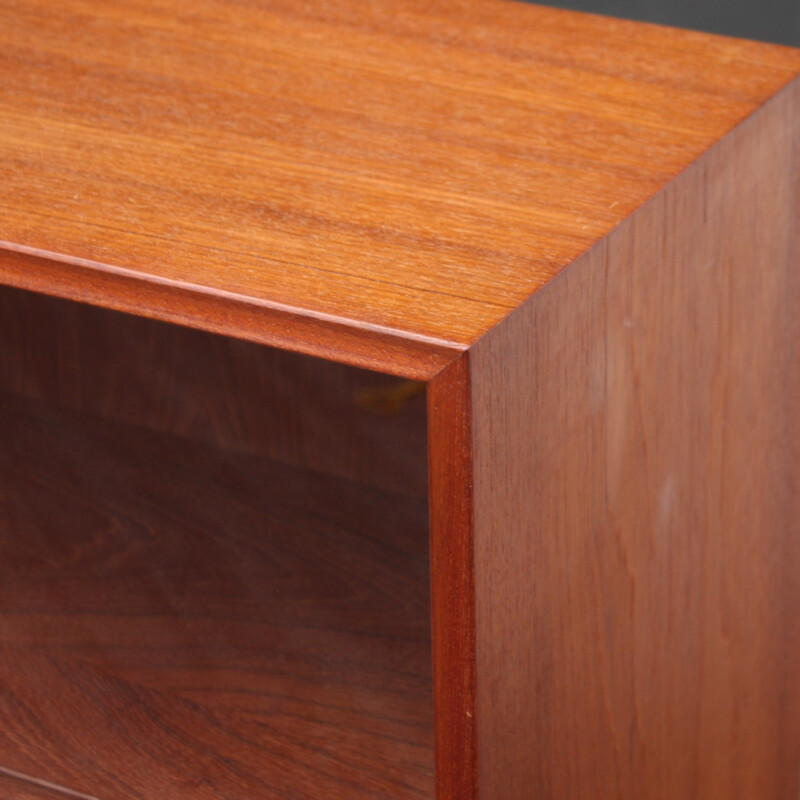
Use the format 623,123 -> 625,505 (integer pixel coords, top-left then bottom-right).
0,285 -> 433,800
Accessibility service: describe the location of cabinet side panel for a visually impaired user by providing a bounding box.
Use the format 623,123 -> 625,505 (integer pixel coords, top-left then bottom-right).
471,80 -> 800,799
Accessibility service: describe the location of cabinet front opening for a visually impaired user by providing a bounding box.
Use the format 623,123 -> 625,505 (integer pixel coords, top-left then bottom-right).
0,285 -> 434,800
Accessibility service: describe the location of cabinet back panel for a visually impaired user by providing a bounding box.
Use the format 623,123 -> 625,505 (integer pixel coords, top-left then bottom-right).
0,285 -> 427,498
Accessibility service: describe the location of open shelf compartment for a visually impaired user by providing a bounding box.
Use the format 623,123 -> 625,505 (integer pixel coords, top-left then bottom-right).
0,286 -> 433,800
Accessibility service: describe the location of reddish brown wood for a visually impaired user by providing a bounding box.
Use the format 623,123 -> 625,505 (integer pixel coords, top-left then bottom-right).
464,78 -> 800,798
427,355 -> 477,800
2,1 -> 800,796
0,769 -> 96,800
0,392 -> 434,799
0,285 -> 428,498
1,0 -> 800,375
0,249 -> 454,380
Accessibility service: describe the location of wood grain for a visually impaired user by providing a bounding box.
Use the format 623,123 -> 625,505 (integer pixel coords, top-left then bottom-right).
427,355 -> 477,800
466,76 -> 800,798
3,1 -> 800,795
0,284 -> 428,498
0,392 -> 434,799
2,0 -> 800,375
0,769 -> 100,800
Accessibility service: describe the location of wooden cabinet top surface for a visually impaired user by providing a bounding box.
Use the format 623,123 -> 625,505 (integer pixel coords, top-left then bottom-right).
2,0 -> 799,377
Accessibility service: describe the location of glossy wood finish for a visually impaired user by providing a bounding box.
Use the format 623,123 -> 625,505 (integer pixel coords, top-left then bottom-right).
2,0 -> 800,375
445,77 -> 799,798
0,392 -> 434,799
0,285 -> 428,498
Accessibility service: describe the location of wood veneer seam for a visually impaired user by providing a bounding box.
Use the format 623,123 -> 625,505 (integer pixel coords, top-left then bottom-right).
0,246 -> 465,380
0,241 -> 466,352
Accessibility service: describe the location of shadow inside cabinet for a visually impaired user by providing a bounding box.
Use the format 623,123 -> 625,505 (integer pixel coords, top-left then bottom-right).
0,285 -> 433,800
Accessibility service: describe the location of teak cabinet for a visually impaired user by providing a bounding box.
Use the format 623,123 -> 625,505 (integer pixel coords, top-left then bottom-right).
1,1 -> 799,798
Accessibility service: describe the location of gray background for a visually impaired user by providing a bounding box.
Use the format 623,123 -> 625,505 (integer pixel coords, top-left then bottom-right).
527,0 -> 800,46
